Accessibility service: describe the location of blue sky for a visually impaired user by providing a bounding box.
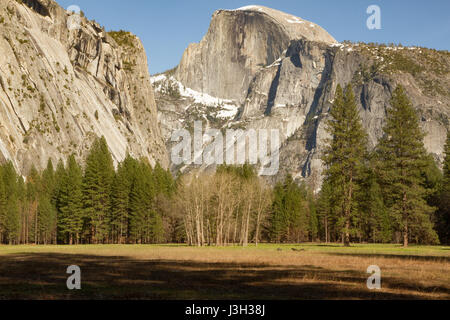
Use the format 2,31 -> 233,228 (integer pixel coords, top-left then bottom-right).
55,0 -> 450,74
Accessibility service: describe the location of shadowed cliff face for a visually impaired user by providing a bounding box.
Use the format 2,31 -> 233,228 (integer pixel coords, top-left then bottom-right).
247,40 -> 450,186
0,0 -> 168,173
160,6 -> 449,185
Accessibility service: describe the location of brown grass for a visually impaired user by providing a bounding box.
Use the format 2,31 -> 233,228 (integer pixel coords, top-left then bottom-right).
0,244 -> 448,300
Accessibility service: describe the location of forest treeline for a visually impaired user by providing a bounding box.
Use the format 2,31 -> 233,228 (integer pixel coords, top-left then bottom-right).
0,85 -> 449,246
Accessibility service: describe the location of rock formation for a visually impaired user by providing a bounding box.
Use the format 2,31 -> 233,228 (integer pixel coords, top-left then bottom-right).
175,5 -> 336,102
1,1 -> 448,185
157,5 -> 450,187
0,0 -> 168,174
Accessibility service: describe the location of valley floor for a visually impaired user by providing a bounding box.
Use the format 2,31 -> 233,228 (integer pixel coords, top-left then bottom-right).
0,244 -> 449,300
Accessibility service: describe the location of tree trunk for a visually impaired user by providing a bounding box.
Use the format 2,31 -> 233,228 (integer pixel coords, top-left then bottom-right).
34,203 -> 38,245
403,222 -> 408,247
402,192 -> 408,247
344,219 -> 351,247
255,210 -> 261,246
344,175 -> 353,247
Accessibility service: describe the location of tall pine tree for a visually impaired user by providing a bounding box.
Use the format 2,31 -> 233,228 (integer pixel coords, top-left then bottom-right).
83,137 -> 114,243
58,155 -> 84,244
1,162 -> 20,244
357,163 -> 391,243
376,85 -> 438,246
0,165 -> 6,243
438,131 -> 450,243
39,159 -> 57,244
321,84 -> 368,246
110,155 -> 139,243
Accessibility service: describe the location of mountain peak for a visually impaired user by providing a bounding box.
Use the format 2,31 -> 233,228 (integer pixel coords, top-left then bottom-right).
175,5 -> 337,102
223,5 -> 336,44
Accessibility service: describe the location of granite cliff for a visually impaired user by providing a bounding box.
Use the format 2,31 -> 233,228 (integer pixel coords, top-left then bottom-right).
155,5 -> 450,186
0,0 -> 168,173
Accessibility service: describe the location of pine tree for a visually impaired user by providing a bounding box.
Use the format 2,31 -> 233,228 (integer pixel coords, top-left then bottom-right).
316,178 -> 338,243
307,191 -> 319,241
376,85 -> 438,246
269,175 -> 308,242
0,165 -> 6,243
16,176 -> 26,244
42,159 -> 55,197
153,162 -> 174,196
110,155 -> 138,243
150,211 -> 164,243
26,166 -> 41,244
39,159 -> 57,244
129,161 -> 155,243
438,131 -> 450,243
37,196 -> 57,245
357,164 -> 391,243
1,162 -> 20,244
58,155 -> 83,244
321,84 -> 368,246
269,182 -> 286,242
288,182 -> 309,242
83,137 -> 114,243
53,159 -> 66,243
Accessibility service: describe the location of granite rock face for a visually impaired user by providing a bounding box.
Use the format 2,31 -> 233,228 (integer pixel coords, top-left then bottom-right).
0,0 -> 168,173
159,5 -> 450,186
175,5 -> 336,102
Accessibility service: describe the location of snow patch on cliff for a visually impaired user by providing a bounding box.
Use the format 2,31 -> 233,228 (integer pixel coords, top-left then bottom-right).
151,74 -> 239,119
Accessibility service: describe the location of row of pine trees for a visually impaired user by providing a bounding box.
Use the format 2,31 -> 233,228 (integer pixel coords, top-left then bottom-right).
0,84 -> 449,246
0,137 -> 175,245
316,84 -> 448,246
261,84 -> 449,246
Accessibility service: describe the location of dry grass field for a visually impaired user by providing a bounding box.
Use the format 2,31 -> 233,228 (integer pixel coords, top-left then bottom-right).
0,243 -> 449,300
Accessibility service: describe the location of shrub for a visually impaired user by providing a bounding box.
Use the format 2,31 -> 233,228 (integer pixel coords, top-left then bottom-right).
122,60 -> 136,71
108,30 -> 135,48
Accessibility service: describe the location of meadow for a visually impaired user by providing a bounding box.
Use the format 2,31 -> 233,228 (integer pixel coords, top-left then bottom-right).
0,243 -> 449,300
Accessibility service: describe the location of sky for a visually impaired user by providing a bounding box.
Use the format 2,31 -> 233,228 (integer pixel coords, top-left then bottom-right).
55,0 -> 450,75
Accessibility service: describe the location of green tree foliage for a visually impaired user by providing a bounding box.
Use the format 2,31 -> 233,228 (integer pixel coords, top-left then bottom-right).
83,136 -> 115,243
316,178 -> 343,243
321,84 -> 368,246
437,132 -> 450,243
0,136 -> 177,245
216,163 -> 256,180
26,165 -> 41,244
307,191 -> 319,242
357,164 -> 392,243
376,85 -> 439,246
58,155 -> 83,244
0,162 -> 20,244
38,160 -> 57,244
129,161 -> 155,243
110,155 -> 136,243
37,196 -> 57,245
269,175 -> 311,243
0,166 -> 7,242
0,107 -> 446,246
